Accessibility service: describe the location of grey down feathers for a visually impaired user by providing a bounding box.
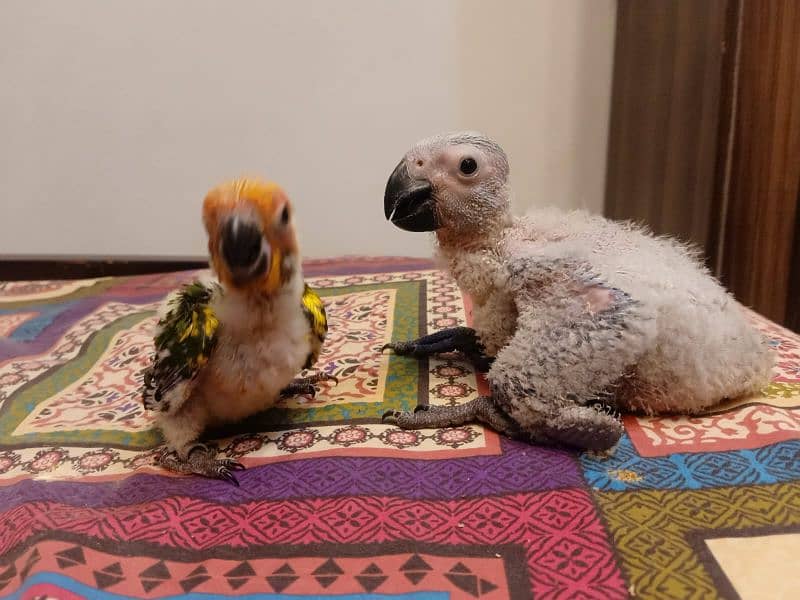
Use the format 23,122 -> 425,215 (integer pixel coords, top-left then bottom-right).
381,131 -> 774,451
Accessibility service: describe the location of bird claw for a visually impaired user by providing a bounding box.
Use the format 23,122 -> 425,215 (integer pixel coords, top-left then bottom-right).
382,405 -> 429,427
381,409 -> 400,425
318,373 -> 339,386
380,342 -> 411,355
217,468 -> 240,486
220,458 -> 246,471
158,445 -> 246,486
282,383 -> 316,398
215,458 -> 246,486
281,372 -> 338,399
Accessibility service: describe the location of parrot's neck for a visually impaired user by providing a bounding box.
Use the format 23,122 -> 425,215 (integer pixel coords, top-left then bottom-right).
217,268 -> 304,335
435,213 -> 512,252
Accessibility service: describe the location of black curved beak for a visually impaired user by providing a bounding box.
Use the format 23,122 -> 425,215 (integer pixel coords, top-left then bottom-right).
384,160 -> 439,232
221,216 -> 268,285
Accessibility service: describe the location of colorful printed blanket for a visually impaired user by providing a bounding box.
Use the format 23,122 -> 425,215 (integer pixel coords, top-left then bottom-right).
0,257 -> 798,599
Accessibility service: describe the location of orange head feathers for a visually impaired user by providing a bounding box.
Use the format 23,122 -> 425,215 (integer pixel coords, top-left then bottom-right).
202,178 -> 299,294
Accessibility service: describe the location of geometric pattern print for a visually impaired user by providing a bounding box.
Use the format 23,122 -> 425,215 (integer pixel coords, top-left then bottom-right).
0,423 -> 496,486
0,490 -> 628,599
0,267 -> 498,483
596,482 -> 800,599
0,438 -> 584,505
581,437 -> 800,492
13,313 -> 157,438
1,539 -> 518,598
0,297 -> 155,403
625,402 -> 800,458
3,258 -> 800,599
0,278 -> 108,302
277,287 -> 397,410
693,526 -> 800,599
0,311 -> 38,338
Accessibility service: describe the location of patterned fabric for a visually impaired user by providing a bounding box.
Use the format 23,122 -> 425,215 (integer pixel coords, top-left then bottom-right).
0,256 -> 798,599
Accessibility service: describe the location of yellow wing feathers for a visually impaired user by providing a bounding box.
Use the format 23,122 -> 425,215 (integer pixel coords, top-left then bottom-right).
142,281 -> 221,411
301,284 -> 328,368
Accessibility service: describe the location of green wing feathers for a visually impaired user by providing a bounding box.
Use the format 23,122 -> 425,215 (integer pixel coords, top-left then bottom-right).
142,280 -> 326,410
301,284 -> 328,369
142,281 -> 221,412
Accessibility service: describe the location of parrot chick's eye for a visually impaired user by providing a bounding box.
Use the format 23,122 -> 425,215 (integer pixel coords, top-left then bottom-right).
280,204 -> 290,225
460,157 -> 478,175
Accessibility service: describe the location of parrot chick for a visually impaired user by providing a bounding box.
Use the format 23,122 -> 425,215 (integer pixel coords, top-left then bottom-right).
381,131 -> 774,451
142,178 -> 334,484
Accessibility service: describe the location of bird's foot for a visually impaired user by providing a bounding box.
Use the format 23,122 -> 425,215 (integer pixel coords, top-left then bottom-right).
541,405 -> 624,452
280,372 -> 338,398
158,443 -> 245,486
381,404 -> 459,429
379,341 -> 414,356
382,396 -> 520,438
380,327 -> 494,371
380,328 -> 469,357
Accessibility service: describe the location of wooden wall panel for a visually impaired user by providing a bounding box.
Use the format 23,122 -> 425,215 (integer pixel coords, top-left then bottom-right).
716,0 -> 800,324
605,0 -> 729,250
606,0 -> 800,329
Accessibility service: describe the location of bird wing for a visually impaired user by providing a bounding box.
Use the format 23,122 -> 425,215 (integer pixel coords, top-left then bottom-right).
142,280 -> 222,413
301,284 -> 328,369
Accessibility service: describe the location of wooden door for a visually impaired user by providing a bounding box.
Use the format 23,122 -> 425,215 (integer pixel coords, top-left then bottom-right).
605,0 -> 800,330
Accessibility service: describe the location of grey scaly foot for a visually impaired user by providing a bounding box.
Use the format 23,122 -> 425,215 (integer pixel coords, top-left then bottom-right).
380,327 -> 494,371
381,396 -> 520,438
158,443 -> 245,486
380,327 -> 481,356
540,404 -> 624,452
280,372 -> 339,398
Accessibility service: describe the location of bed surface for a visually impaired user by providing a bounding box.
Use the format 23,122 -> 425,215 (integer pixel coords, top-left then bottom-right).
1,256 -> 798,599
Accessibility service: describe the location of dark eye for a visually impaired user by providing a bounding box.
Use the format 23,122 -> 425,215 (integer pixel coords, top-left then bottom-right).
280,205 -> 290,225
459,157 -> 478,175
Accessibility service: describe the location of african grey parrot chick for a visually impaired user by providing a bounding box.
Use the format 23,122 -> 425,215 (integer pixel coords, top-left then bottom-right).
141,178 -> 334,484
380,131 -> 774,451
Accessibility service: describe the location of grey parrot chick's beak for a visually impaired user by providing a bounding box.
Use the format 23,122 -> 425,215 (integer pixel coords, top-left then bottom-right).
384,160 -> 439,232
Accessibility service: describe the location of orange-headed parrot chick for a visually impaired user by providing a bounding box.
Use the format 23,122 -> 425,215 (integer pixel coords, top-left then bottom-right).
141,178 -> 334,484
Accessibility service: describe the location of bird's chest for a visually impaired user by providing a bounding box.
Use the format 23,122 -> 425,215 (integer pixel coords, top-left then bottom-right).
469,291 -> 518,356
205,311 -> 310,420
442,249 -> 507,303
442,249 -> 517,355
